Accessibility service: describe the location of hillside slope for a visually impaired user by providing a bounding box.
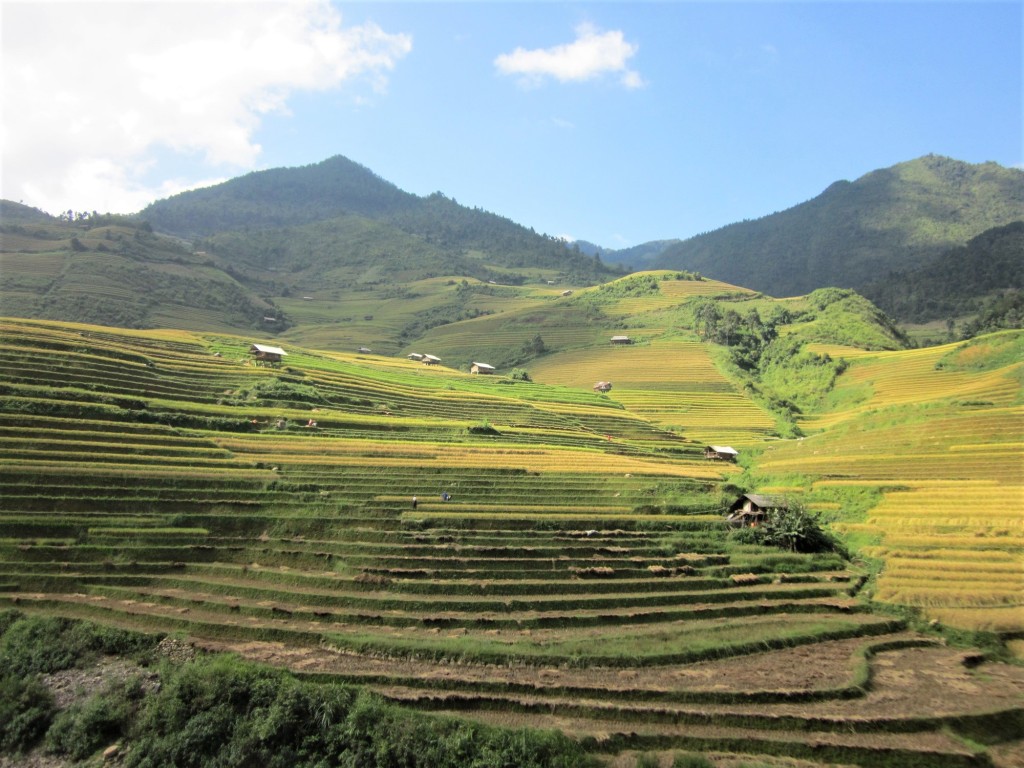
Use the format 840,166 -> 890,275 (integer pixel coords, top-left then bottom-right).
0,203 -> 279,333
750,330 -> 1023,632
656,155 -> 1024,299
0,317 -> 1021,767
861,220 -> 1024,324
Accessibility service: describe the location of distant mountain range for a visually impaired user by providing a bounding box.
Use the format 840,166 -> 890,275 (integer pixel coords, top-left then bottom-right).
572,239 -> 680,270
1,154 -> 1021,343
646,155 -> 1024,299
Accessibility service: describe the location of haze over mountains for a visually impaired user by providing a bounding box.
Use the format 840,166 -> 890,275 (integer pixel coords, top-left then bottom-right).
1,153 -> 1021,344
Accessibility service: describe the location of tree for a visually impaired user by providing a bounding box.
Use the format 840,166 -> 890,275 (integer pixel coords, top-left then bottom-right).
508,368 -> 532,382
692,299 -> 721,340
758,502 -> 844,555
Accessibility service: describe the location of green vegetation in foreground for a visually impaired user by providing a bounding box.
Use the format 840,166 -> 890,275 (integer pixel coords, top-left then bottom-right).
0,611 -> 594,767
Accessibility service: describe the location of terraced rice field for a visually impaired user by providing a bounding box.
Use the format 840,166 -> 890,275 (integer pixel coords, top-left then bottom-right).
530,340 -> 777,445
1,317 -> 1021,766
836,480 -> 1024,632
757,331 -> 1024,634
603,276 -> 756,317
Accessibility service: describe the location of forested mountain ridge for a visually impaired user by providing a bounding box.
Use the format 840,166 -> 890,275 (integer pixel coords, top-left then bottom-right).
140,155 -> 616,282
861,221 -> 1024,325
140,155 -> 420,236
572,238 -> 681,270
654,155 -> 1024,298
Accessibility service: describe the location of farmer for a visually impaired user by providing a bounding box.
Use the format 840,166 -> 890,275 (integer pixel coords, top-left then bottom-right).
412,496 -> 418,509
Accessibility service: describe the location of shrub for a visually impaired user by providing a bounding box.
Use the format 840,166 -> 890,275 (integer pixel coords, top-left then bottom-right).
0,674 -> 55,754
45,677 -> 142,760
0,615 -> 158,676
758,504 -> 847,556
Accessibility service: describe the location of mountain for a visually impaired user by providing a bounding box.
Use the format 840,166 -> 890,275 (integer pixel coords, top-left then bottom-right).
140,155 -> 418,236
573,238 -> 681,270
860,221 -> 1024,324
5,154 -> 1021,344
140,155 -> 616,284
0,203 -> 280,332
655,155 -> 1024,298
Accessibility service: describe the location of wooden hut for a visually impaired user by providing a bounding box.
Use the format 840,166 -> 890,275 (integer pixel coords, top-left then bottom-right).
250,343 -> 287,365
407,353 -> 424,361
726,494 -> 789,527
593,381 -> 613,393
704,445 -> 739,462
471,362 -> 496,375
422,354 -> 441,365
610,335 -> 632,345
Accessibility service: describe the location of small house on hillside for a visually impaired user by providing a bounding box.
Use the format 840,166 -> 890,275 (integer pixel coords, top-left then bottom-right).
250,343 -> 287,365
561,290 -> 573,297
358,346 -> 372,354
471,362 -> 496,375
407,353 -> 424,361
704,445 -> 739,462
610,335 -> 632,345
423,354 -> 441,365
726,494 -> 789,527
593,381 -> 613,393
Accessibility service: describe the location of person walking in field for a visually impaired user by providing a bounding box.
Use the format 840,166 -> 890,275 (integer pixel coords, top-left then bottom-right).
412,495 -> 418,509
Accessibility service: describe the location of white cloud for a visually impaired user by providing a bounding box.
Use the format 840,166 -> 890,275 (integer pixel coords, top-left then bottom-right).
495,23 -> 644,89
1,0 -> 412,214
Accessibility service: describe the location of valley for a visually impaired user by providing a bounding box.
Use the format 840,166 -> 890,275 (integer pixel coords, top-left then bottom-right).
0,304 -> 1020,766
0,152 -> 1021,766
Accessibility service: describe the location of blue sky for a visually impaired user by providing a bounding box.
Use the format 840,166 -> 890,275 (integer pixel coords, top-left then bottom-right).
3,1 -> 1020,249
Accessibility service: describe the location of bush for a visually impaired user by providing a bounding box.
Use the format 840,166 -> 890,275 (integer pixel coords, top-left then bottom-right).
0,674 -> 55,754
123,657 -> 594,768
759,504 -> 846,556
0,614 -> 158,676
45,677 -> 142,760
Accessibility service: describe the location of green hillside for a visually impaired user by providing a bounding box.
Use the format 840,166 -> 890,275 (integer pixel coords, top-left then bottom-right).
861,220 -> 1024,324
656,155 -> 1024,300
140,155 -> 616,284
0,203 -> 280,333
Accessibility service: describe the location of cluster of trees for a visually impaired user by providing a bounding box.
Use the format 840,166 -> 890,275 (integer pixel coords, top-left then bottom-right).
690,298 -> 788,370
959,290 -> 1024,338
57,210 -> 144,229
